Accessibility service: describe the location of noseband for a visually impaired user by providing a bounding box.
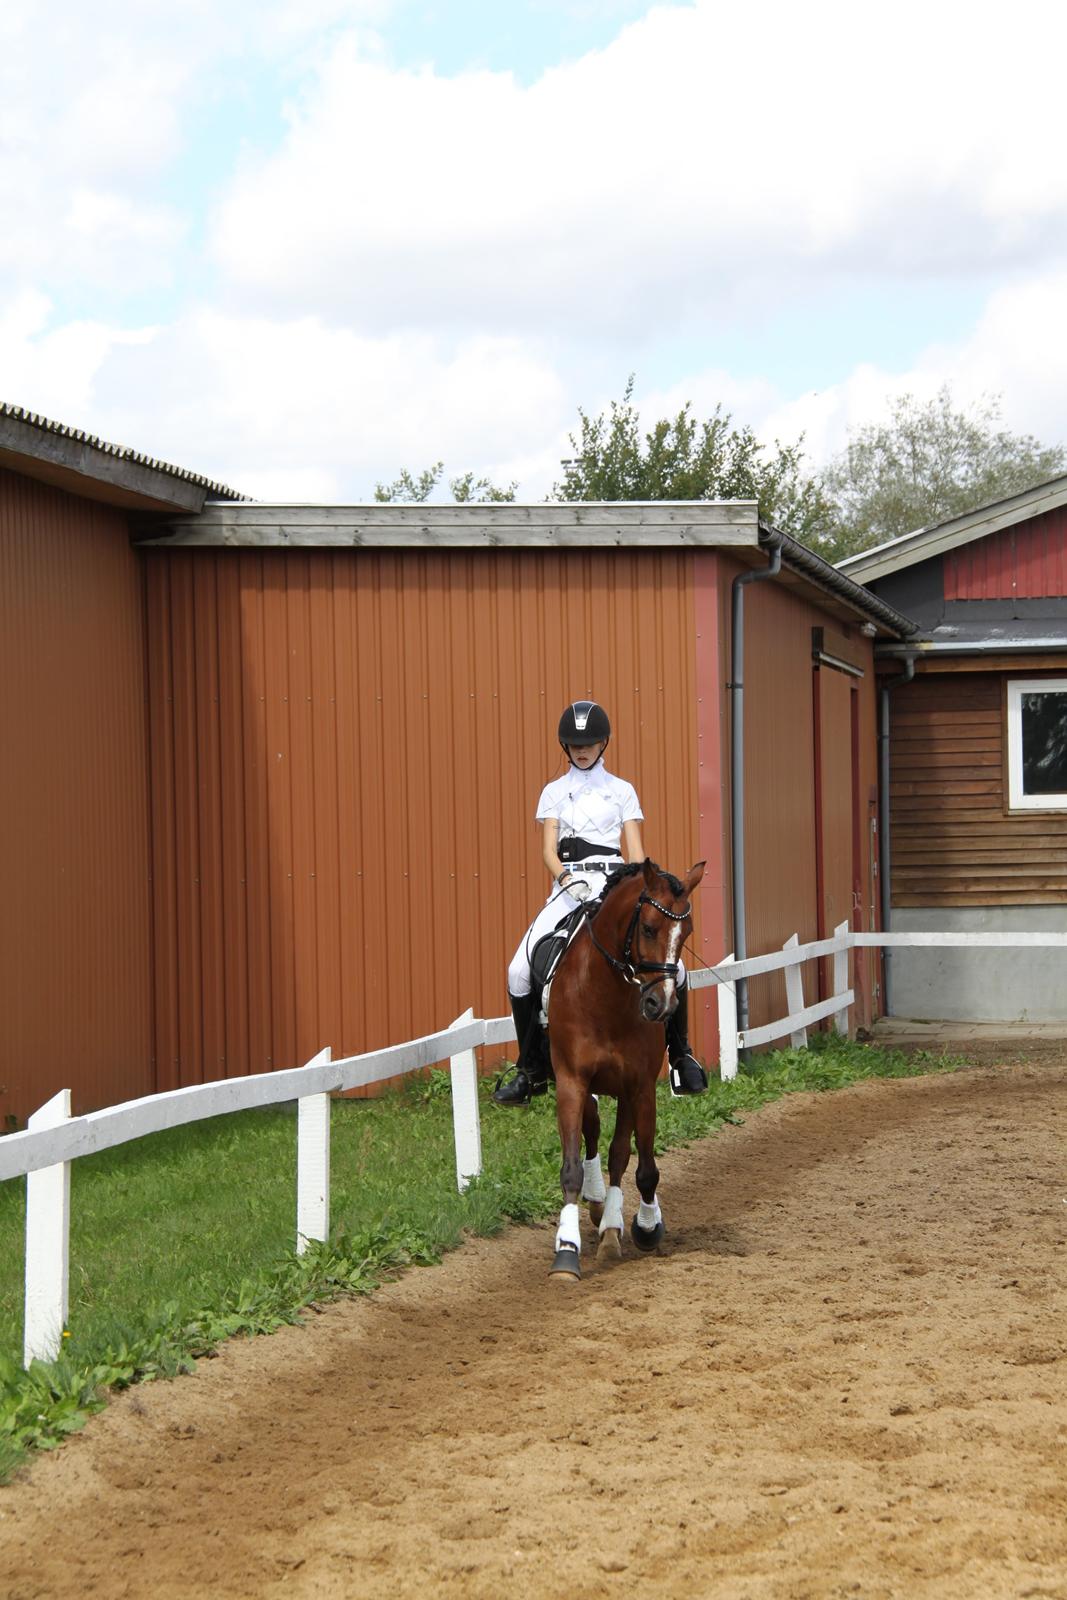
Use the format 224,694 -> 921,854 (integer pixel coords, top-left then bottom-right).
586,888 -> 691,996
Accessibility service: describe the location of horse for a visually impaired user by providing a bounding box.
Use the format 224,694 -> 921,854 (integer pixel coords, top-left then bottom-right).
545,857 -> 705,1280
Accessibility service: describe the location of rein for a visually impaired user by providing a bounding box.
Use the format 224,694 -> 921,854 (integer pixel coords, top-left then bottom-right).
586,888 -> 691,995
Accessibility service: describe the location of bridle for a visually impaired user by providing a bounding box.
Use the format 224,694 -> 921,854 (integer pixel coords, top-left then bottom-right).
586,885 -> 691,997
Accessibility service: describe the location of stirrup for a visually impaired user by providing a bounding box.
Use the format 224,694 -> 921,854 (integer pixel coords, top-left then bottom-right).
668,1054 -> 708,1097
492,1066 -> 547,1106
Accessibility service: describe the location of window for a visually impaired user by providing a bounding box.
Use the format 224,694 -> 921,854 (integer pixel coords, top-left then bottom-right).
1007,678 -> 1067,810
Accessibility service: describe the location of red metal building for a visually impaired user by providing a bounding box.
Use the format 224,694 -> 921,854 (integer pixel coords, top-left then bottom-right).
1,407 -> 914,1124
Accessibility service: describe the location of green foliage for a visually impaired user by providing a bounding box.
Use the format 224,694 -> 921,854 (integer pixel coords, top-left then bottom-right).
0,1033 -> 965,1480
374,462 -> 517,503
820,386 -> 1067,560
552,376 -> 836,545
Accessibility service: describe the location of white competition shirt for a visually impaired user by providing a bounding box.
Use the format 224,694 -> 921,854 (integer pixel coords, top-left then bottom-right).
535,763 -> 643,852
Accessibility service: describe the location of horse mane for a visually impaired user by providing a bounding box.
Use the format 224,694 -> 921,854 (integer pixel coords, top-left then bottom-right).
601,860 -> 686,900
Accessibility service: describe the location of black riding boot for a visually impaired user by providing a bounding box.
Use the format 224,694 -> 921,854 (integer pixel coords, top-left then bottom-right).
666,981 -> 708,1096
493,992 -> 552,1106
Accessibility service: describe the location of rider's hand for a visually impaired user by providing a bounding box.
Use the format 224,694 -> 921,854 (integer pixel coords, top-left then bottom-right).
567,878 -> 592,903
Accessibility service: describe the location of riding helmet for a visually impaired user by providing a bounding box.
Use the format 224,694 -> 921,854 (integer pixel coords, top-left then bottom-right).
558,700 -> 611,748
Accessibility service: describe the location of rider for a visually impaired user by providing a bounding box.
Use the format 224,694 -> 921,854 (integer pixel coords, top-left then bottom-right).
493,698 -> 708,1107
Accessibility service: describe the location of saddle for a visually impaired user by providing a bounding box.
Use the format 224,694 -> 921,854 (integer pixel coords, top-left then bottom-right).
530,905 -> 588,1025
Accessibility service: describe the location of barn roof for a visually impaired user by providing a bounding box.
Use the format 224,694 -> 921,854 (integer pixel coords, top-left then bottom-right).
836,474 -> 1067,585
0,402 -> 249,513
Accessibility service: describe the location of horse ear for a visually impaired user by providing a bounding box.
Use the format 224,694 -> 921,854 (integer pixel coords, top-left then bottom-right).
641,857 -> 657,888
684,860 -> 706,892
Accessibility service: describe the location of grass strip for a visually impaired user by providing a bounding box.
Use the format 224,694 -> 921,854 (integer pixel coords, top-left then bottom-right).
0,1033 -> 964,1481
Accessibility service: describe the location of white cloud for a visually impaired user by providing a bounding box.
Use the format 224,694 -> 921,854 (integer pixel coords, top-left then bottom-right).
210,0 -> 1067,336
748,273 -> 1067,471
0,1 -> 391,293
2,300 -> 569,497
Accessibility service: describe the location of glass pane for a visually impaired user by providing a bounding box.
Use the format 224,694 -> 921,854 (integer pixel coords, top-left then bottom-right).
1022,691 -> 1067,795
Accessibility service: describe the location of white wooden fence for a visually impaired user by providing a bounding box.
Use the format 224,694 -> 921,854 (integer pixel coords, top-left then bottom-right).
6,925 -> 1067,1367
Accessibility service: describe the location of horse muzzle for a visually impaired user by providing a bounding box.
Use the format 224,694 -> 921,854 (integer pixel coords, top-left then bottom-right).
640,983 -> 676,1024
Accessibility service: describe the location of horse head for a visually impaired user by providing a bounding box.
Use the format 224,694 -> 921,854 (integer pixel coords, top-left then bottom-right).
593,857 -> 705,1023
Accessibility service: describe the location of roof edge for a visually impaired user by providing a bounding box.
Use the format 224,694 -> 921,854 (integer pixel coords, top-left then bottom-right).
0,402 -> 249,512
760,521 -> 920,640
836,474 -> 1067,583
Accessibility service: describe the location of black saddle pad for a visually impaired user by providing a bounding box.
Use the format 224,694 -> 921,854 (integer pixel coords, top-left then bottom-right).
530,906 -> 586,993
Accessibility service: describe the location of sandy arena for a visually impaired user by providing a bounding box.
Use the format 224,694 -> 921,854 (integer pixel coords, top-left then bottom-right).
1,1052 -> 1065,1599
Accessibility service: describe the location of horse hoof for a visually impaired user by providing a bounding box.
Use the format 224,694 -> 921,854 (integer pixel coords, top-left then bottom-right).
587,1200 -> 604,1227
549,1246 -> 581,1280
629,1217 -> 665,1253
597,1227 -> 622,1263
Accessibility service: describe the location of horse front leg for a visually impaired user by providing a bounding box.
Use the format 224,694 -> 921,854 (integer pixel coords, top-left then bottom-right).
596,1096 -> 634,1264
550,1077 -> 586,1281
630,1082 -> 664,1253
580,1093 -> 606,1227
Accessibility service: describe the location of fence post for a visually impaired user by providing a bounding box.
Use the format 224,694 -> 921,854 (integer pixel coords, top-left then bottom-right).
449,1008 -> 482,1192
24,1088 -> 72,1367
297,1048 -> 332,1255
783,934 -> 807,1048
833,921 -> 851,1035
717,957 -> 738,1081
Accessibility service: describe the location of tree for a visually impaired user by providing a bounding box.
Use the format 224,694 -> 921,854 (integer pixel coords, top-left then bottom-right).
374,462 -> 516,503
821,387 -> 1067,561
552,377 -> 836,546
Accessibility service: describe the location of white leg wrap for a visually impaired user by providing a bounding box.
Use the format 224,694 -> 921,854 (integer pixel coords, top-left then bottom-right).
637,1195 -> 662,1230
599,1186 -> 625,1235
555,1202 -> 582,1253
581,1156 -> 606,1204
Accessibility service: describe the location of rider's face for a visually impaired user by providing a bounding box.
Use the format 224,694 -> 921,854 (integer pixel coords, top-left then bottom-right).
567,741 -> 606,769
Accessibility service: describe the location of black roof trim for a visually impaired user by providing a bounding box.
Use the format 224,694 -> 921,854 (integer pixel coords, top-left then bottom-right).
760,522 -> 920,639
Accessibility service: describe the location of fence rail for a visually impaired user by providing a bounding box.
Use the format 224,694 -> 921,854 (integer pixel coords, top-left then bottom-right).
8,924 -> 1067,1367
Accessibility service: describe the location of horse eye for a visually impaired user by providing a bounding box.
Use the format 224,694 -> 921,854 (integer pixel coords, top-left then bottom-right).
641,922 -> 657,938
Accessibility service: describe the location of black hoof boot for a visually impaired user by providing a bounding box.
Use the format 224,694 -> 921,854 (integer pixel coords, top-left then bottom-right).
549,1245 -> 581,1279
630,1216 -> 665,1253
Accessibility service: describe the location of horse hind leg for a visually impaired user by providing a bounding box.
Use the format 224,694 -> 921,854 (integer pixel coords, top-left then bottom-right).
581,1093 -> 606,1226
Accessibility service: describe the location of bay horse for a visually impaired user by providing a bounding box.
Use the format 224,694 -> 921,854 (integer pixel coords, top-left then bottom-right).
546,857 -> 705,1280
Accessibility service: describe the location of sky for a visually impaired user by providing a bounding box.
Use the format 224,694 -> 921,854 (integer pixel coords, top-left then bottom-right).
3,0 -> 1067,501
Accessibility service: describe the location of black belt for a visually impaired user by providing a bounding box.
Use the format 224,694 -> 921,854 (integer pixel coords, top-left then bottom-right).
567,860 -> 617,875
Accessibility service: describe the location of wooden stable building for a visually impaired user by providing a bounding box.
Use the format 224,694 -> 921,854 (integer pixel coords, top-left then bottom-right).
841,476 -> 1067,1021
1,405 -> 915,1125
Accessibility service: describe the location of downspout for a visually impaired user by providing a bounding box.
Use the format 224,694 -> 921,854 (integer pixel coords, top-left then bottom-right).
730,531 -> 784,1046
878,655 -> 916,1014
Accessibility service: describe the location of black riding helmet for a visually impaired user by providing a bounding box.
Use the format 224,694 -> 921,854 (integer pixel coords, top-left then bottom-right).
558,700 -> 611,750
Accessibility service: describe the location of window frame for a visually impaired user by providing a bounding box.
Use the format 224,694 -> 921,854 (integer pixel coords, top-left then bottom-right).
1006,677 -> 1067,811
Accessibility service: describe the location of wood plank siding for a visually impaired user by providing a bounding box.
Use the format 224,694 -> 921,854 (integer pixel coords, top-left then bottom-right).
890,671 -> 1067,905
944,505 -> 1067,599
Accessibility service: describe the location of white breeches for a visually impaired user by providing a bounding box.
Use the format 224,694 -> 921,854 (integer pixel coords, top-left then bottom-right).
508,870 -> 688,998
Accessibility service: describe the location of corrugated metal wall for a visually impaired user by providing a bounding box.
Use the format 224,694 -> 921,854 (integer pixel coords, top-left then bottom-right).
945,507 -> 1067,599
719,567 -> 880,1032
145,548 -> 714,1085
0,469 -> 154,1125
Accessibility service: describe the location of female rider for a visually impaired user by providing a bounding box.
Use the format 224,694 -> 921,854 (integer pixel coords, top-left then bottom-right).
493,699 -> 708,1106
